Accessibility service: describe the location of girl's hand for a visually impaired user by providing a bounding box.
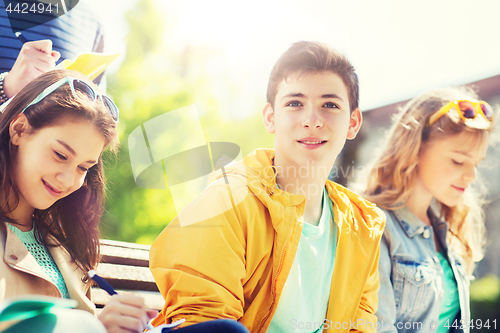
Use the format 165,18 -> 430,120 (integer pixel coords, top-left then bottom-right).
98,294 -> 158,333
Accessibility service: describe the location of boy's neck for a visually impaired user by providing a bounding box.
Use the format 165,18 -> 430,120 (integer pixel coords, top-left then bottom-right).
275,159 -> 329,226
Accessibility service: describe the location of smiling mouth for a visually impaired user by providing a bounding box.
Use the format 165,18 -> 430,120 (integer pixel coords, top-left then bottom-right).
43,180 -> 63,196
297,140 -> 327,144
451,185 -> 466,192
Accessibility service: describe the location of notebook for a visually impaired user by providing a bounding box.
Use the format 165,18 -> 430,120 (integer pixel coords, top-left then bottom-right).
55,52 -> 121,81
0,296 -> 77,323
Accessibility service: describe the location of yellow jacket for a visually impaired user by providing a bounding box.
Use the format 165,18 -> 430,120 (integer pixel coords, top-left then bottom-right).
150,149 -> 385,332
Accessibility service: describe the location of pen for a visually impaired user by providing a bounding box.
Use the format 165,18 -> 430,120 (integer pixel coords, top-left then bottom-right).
88,269 -> 117,295
88,270 -> 154,330
15,31 -> 28,44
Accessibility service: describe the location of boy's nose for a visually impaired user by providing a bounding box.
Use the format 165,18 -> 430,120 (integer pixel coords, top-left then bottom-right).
302,108 -> 323,129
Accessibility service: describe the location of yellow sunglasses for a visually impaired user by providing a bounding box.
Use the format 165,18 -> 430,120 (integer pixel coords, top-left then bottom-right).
428,100 -> 493,126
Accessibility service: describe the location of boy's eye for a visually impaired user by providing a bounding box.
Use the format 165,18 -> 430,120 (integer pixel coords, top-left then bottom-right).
78,166 -> 89,172
55,151 -> 67,160
452,159 -> 463,166
323,102 -> 339,109
287,101 -> 302,107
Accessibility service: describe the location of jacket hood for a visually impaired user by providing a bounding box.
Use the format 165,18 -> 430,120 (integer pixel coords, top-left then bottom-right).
208,149 -> 305,234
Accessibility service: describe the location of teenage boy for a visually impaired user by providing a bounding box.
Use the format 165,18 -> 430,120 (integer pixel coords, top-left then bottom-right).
149,41 -> 385,333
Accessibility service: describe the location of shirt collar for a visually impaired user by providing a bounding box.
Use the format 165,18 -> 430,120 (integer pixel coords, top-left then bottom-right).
392,205 -> 447,238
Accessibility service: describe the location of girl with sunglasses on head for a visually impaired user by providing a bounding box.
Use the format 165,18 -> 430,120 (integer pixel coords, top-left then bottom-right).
0,69 -> 249,333
361,86 -> 495,333
0,69 -> 159,333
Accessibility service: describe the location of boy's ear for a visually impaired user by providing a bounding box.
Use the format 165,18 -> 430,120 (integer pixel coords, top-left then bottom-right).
346,108 -> 362,140
9,113 -> 30,145
262,103 -> 276,134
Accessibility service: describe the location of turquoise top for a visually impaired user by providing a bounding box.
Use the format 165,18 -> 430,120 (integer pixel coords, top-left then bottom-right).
8,223 -> 70,299
437,250 -> 460,333
268,187 -> 337,333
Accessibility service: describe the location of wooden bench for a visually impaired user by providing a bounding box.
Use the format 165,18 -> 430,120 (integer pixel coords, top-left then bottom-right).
92,239 -> 164,314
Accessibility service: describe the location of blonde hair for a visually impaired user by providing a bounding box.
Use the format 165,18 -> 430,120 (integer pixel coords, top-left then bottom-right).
362,86 -> 495,274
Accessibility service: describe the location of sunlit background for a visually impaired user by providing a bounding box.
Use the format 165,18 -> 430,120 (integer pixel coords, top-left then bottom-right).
88,0 -> 500,114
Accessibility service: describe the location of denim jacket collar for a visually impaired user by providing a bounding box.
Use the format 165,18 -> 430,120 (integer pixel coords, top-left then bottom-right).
429,208 -> 450,252
393,206 -> 449,244
393,206 -> 428,238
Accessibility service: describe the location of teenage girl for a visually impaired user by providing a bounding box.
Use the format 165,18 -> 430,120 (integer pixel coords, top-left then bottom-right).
0,69 -> 249,333
0,69 -> 158,333
363,87 -> 494,333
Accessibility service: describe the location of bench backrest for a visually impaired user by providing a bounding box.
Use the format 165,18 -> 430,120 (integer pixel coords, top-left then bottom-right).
93,239 -> 164,313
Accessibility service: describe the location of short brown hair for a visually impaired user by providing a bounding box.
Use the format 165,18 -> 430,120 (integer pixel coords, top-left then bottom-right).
266,41 -> 359,111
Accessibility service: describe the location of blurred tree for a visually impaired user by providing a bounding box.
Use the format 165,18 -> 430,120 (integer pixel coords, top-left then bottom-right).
101,0 -> 188,244
100,0 -> 273,244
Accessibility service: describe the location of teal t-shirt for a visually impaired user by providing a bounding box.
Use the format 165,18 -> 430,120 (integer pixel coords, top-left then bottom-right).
437,250 -> 460,333
267,187 -> 337,333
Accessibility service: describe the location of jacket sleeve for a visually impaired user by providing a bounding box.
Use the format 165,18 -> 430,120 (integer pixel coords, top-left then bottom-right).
149,181 -> 250,327
374,233 -> 398,333
351,242 -> 381,333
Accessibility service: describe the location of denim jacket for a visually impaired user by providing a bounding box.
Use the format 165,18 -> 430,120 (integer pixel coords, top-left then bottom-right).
376,207 -> 470,333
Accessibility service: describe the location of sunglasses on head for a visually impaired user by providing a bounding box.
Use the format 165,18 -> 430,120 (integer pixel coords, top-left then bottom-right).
428,100 -> 493,127
21,76 -> 119,122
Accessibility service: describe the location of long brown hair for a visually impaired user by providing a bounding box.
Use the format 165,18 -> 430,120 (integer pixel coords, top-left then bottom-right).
362,86 -> 495,273
0,70 -> 119,273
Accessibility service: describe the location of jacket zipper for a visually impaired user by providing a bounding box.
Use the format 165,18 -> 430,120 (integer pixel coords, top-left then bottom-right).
257,240 -> 288,333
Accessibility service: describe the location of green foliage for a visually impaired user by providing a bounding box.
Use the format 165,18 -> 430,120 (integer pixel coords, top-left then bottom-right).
471,274 -> 500,302
101,0 -> 188,243
470,274 -> 500,331
100,0 -> 273,244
